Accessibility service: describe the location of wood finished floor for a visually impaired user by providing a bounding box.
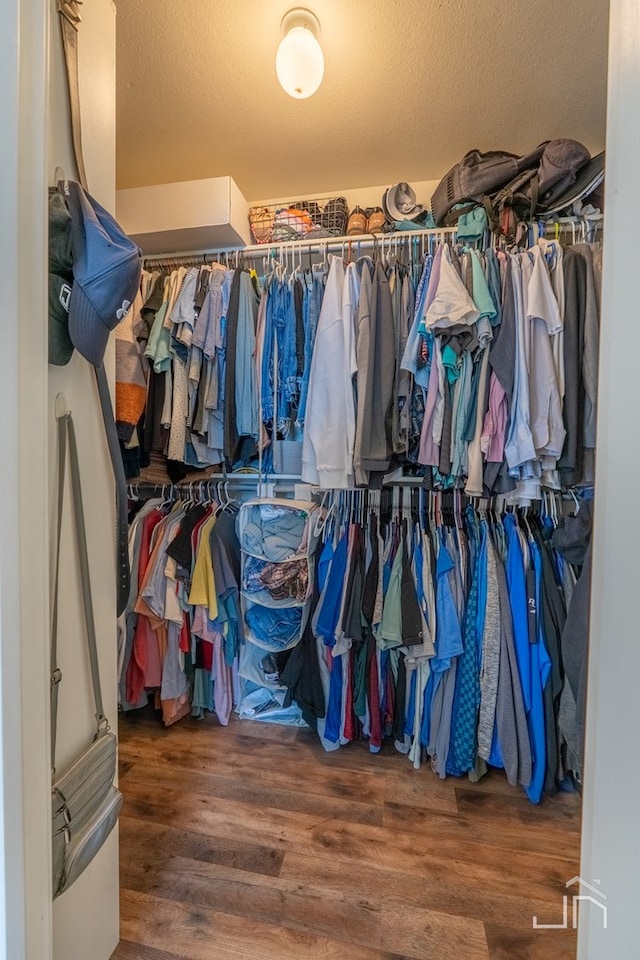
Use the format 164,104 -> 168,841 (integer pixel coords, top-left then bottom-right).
112,707 -> 581,960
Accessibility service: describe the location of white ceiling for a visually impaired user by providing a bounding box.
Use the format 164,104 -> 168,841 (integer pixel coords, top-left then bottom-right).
115,0 -> 610,202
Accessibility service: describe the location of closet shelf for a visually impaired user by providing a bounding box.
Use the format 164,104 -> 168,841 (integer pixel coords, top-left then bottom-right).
117,176 -> 252,254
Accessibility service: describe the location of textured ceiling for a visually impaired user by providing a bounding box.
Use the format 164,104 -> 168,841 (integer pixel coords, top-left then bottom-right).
115,0 -> 610,201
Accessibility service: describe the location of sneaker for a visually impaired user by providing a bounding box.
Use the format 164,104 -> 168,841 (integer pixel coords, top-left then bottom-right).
260,654 -> 280,683
366,206 -> 386,234
321,197 -> 349,234
346,206 -> 367,236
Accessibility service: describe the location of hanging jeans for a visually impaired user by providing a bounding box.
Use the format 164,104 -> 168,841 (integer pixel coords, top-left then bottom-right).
298,264 -> 327,426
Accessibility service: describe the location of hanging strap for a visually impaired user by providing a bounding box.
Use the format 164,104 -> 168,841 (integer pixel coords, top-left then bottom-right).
94,363 -> 131,616
56,2 -> 131,612
51,405 -> 107,772
57,0 -> 88,191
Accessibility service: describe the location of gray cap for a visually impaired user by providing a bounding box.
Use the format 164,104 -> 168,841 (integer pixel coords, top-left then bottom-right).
48,189 -> 74,366
541,151 -> 605,215
48,275 -> 75,366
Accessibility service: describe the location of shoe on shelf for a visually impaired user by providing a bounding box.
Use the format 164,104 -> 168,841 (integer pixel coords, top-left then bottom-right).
260,654 -> 279,683
346,206 -> 367,236
366,206 -> 386,233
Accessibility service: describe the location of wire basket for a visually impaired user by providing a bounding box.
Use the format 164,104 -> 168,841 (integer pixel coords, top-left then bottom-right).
249,197 -> 349,244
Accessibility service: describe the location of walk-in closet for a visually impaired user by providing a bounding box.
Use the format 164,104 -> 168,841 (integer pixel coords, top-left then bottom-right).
3,1 -> 636,959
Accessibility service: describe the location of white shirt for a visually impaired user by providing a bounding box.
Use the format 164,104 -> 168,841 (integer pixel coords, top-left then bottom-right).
301,256 -> 356,488
425,245 -> 480,330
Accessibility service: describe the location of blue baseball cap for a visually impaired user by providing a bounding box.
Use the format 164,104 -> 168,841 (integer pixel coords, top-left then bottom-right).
62,180 -> 141,366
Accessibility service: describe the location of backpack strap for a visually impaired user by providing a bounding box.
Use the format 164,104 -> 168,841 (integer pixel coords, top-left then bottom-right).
528,174 -> 540,220
57,1 -> 88,191
51,402 -> 108,774
443,196 -> 497,229
56,6 -> 132,614
442,203 -> 476,226
493,167 -> 538,211
93,363 -> 131,616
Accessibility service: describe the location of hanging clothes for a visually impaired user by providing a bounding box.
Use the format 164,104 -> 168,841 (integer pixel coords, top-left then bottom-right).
301,256 -> 357,488
303,487 -> 578,804
121,233 -> 600,506
121,492 -> 244,726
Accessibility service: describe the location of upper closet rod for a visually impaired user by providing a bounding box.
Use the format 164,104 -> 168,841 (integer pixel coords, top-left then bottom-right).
142,224 -> 459,269
538,213 -> 603,243
141,214 -> 602,270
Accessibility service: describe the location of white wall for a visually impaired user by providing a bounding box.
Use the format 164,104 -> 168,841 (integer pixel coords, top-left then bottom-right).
578,1 -> 640,957
48,2 -> 120,958
250,179 -> 440,213
0,1 -> 50,958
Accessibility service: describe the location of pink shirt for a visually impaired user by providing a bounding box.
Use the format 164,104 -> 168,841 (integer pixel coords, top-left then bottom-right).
481,372 -> 509,463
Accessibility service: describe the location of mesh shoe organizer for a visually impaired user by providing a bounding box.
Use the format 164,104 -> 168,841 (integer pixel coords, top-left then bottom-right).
236,498 -> 321,723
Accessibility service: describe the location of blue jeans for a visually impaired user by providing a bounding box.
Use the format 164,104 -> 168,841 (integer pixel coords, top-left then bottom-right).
401,254 -> 432,389
273,280 -> 290,426
261,278 -> 277,424
296,271 -> 313,425
315,530 -> 349,646
274,279 -> 299,430
298,264 -> 327,426
245,603 -> 302,651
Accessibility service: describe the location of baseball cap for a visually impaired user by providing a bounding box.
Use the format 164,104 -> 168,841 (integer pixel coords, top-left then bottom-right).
49,190 -> 74,277
48,274 -> 75,366
541,151 -> 605,215
48,189 -> 75,366
61,179 -> 141,366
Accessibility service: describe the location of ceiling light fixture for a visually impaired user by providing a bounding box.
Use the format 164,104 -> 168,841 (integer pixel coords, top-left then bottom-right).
275,8 -> 324,100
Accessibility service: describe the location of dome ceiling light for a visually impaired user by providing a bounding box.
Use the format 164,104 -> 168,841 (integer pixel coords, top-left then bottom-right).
275,8 -> 324,100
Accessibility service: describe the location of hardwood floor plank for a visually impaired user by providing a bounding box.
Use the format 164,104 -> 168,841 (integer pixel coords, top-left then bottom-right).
119,712 -> 180,743
446,768 -> 541,798
111,942 -> 185,960
121,712 -> 533,810
385,766 -> 518,805
484,923 -> 577,960
119,759 -> 136,778
383,767 -> 460,811
120,852 -> 381,950
120,777 -> 578,885
120,739 -> 384,805
120,713 -> 413,777
279,852 -> 575,930
455,787 -> 582,831
121,759 -> 383,826
120,710 -> 298,746
380,784 -> 459,818
121,851 -> 495,960
382,800 -> 580,859
120,888 -> 403,960
119,816 -> 284,877
225,719 -> 301,743
379,902 -> 489,960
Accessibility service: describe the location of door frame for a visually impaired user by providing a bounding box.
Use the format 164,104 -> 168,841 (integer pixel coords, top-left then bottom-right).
0,0 -> 52,957
579,1 -> 640,957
